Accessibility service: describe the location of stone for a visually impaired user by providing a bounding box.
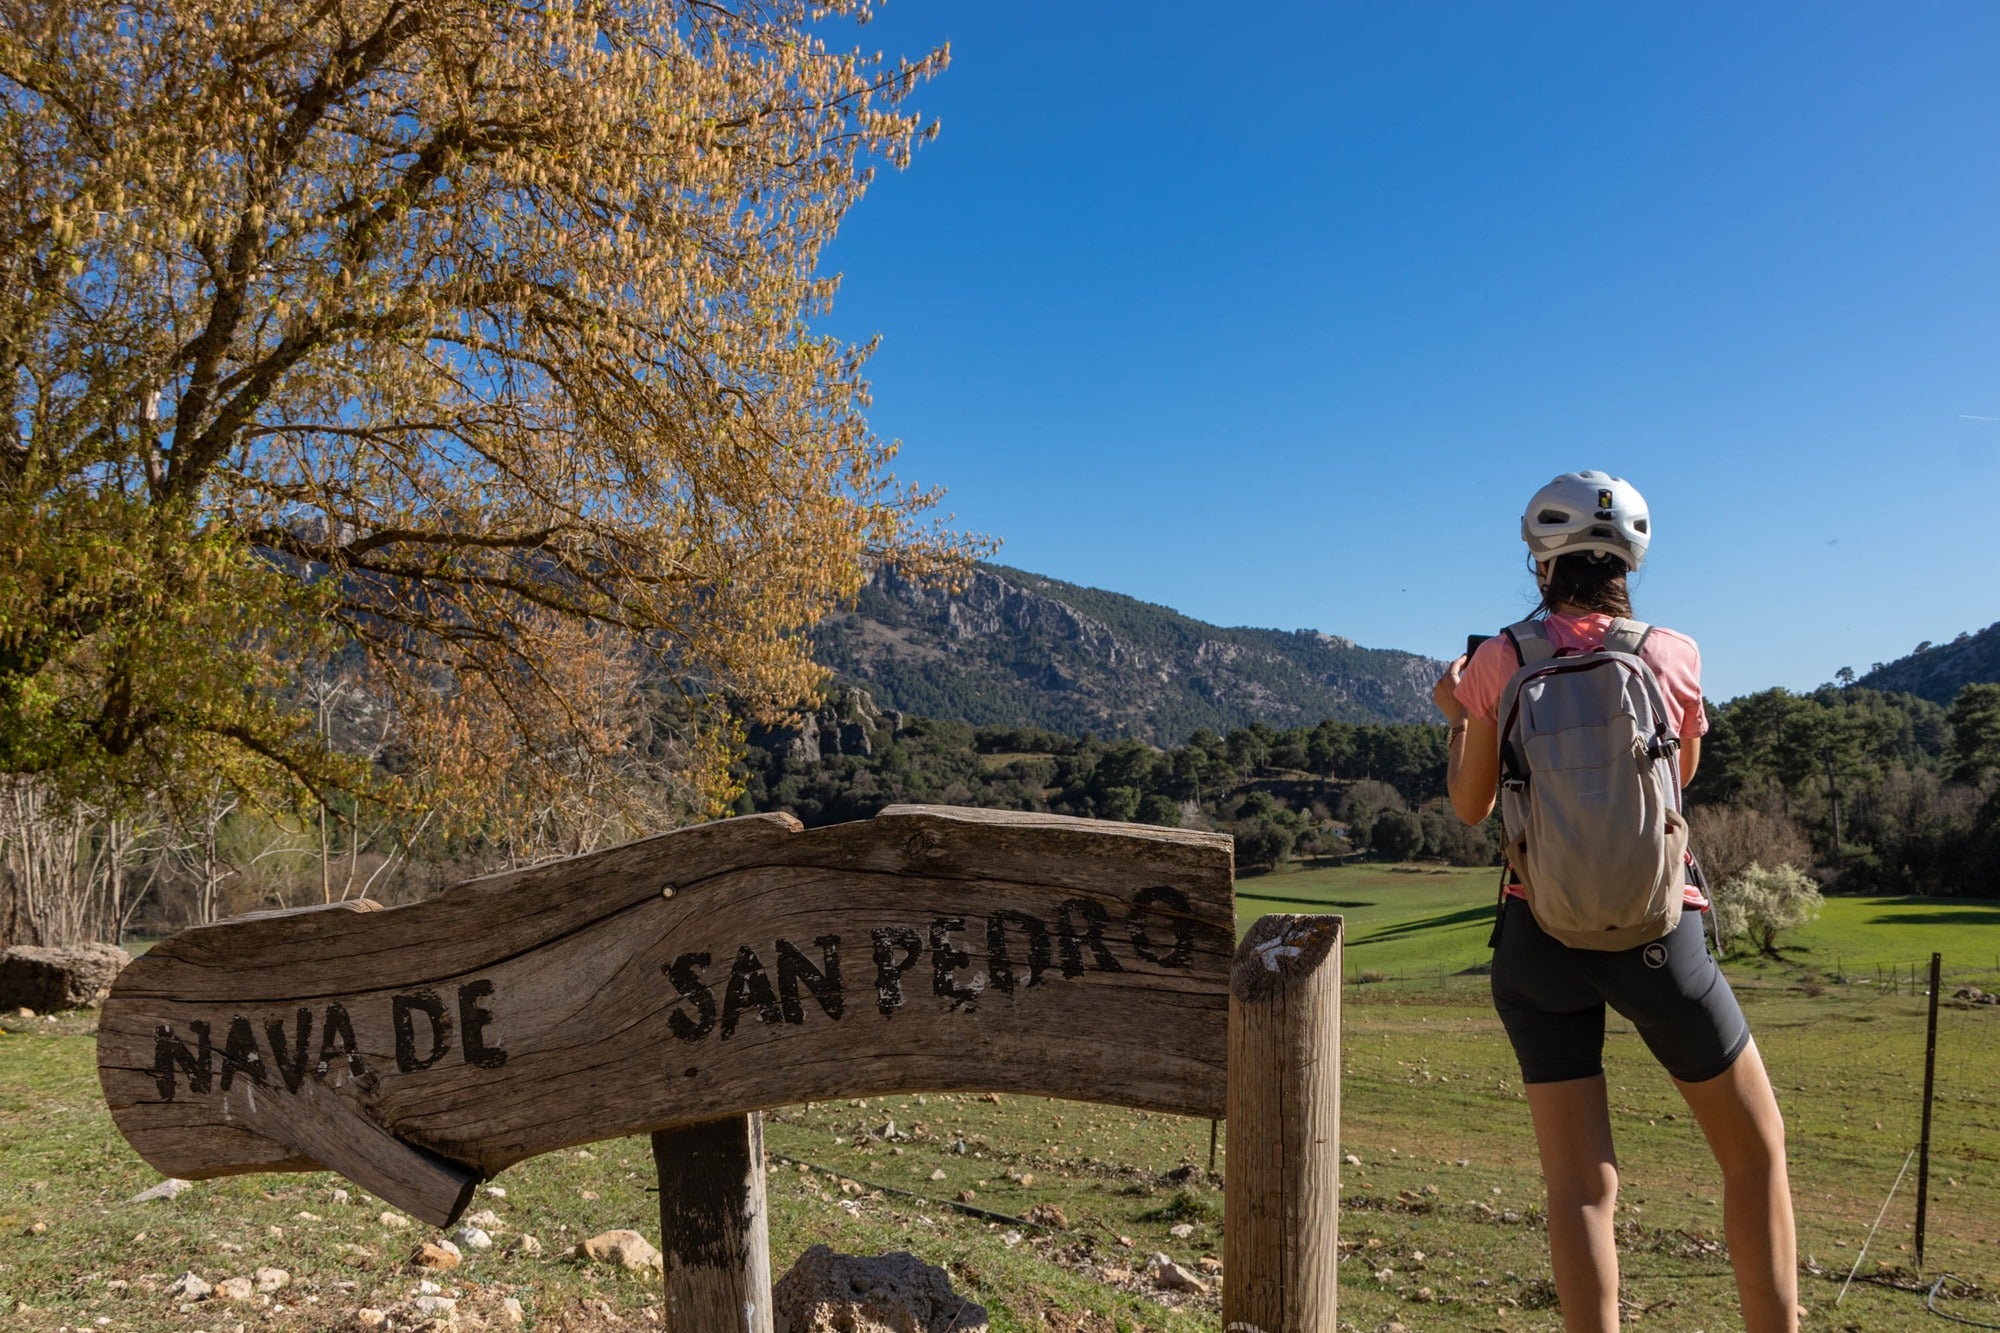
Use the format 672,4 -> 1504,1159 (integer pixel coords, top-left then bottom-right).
773,1245 -> 990,1333
1168,1223 -> 1195,1239
502,1296 -> 525,1325
579,1229 -> 662,1271
1023,1203 -> 1067,1229
464,1209 -> 504,1229
214,1276 -> 255,1301
410,1241 -> 461,1271
166,1272 -> 213,1301
450,1225 -> 492,1250
411,1294 -> 457,1318
354,1309 -> 390,1331
505,1234 -> 543,1258
1146,1253 -> 1209,1295
331,1188 -> 350,1205
127,1177 -> 193,1204
929,1169 -> 947,1182
1197,1256 -> 1223,1274
378,1211 -> 411,1229
253,1268 -> 289,1294
0,942 -> 131,1011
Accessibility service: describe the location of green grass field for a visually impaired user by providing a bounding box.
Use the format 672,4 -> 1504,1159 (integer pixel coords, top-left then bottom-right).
4,870 -> 1998,1331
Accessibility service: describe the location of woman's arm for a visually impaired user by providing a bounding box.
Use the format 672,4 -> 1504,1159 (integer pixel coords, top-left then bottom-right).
1434,658 -> 1501,826
1680,735 -> 1701,787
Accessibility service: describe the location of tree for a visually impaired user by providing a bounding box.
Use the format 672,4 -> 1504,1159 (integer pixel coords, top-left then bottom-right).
1370,808 -> 1423,862
1712,861 -> 1823,958
1947,683 -> 2000,786
0,0 -> 968,831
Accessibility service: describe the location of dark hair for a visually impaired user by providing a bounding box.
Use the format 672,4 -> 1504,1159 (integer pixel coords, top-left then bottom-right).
1533,552 -> 1632,617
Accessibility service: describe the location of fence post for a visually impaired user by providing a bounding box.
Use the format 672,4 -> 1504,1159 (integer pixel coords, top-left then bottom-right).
1225,914 -> 1342,1333
1915,953 -> 1942,1273
651,1114 -> 774,1332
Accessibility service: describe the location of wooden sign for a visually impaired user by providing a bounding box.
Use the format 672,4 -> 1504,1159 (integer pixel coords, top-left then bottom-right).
98,806 -> 1234,1226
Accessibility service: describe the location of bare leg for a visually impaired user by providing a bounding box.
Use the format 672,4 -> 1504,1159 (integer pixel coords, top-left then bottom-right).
1674,1039 -> 1799,1333
1525,1074 -> 1621,1333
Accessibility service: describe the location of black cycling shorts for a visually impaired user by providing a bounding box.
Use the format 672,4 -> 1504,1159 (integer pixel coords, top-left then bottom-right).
1490,896 -> 1751,1085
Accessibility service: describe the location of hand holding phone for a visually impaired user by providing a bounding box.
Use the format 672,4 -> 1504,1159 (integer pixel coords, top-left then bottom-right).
1466,633 -> 1493,659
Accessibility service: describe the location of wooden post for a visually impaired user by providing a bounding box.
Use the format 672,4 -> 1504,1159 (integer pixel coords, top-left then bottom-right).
1224,914 -> 1342,1333
652,1114 -> 773,1333
1915,952 -> 1942,1273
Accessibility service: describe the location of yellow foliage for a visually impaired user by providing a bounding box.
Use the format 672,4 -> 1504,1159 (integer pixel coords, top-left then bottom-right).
0,0 -> 979,842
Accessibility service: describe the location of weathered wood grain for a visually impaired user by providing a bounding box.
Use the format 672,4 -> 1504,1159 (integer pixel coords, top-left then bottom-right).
98,806 -> 1233,1226
653,1115 -> 772,1333
1223,913 -> 1342,1333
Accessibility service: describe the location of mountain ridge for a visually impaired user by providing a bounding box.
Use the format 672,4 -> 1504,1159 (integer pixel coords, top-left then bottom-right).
809,563 -> 1445,744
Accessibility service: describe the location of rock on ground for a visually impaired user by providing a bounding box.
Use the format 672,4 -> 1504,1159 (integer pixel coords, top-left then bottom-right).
578,1229 -> 662,1271
0,942 -> 131,1011
774,1244 -> 989,1333
410,1241 -> 461,1271
1146,1252 -> 1209,1294
127,1177 -> 193,1204
166,1271 -> 212,1301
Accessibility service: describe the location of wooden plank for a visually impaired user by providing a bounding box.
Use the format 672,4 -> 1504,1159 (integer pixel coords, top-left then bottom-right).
653,1115 -> 772,1333
1223,913 -> 1342,1333
98,806 -> 1233,1225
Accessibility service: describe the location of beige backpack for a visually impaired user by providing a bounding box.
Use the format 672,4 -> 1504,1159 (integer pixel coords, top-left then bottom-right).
1496,618 -> 1690,951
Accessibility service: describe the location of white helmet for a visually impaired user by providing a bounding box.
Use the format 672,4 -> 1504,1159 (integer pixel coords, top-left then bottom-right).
1520,471 -> 1651,570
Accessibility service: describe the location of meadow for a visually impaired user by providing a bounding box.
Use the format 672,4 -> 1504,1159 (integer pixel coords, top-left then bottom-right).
4,867 -> 1998,1331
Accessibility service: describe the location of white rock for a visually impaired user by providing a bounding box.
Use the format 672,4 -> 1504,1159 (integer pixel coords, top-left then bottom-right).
354,1309 -> 390,1331
412,1294 -> 457,1316
128,1177 -> 193,1204
331,1188 -> 350,1204
437,1238 -> 462,1259
464,1209 -> 504,1229
294,1211 -> 321,1222
484,1186 -> 507,1198
1147,1253 -> 1210,1294
166,1271 -> 212,1301
506,1234 -> 543,1258
378,1211 -> 410,1229
502,1296 -> 525,1325
1168,1222 -> 1195,1239
450,1225 -> 492,1251
418,1279 -> 443,1295
253,1268 -> 289,1294
579,1229 -> 662,1271
213,1276 -> 255,1301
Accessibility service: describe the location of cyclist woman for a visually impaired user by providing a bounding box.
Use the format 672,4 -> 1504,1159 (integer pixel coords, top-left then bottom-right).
1432,471 -> 1799,1333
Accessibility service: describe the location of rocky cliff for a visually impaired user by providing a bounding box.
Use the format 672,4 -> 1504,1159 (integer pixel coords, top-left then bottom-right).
809,564 -> 1444,744
1857,621 -> 2000,704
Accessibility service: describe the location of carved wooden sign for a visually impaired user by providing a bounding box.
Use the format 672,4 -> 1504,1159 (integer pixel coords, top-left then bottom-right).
97,806 -> 1234,1227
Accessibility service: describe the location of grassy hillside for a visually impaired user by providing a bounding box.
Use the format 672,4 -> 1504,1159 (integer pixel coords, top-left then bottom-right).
5,884 -> 1998,1331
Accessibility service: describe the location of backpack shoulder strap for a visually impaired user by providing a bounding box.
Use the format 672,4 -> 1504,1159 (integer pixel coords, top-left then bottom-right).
1601,618 -> 1653,657
1502,618 -> 1554,666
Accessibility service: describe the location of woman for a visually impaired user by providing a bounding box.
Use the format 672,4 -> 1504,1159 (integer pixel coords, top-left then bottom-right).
1433,471 -> 1799,1333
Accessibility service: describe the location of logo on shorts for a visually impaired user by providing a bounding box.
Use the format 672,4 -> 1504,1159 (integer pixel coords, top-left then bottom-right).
1642,942 -> 1670,969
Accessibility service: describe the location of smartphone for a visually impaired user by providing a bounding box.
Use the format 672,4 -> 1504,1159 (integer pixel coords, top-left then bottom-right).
1466,633 -> 1493,658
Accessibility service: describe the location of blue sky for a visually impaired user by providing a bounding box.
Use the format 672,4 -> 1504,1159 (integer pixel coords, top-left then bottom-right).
814,1 -> 2000,703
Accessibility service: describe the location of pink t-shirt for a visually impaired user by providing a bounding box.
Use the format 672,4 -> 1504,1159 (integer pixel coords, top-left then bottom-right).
1455,612 -> 1709,908
1455,613 -> 1708,739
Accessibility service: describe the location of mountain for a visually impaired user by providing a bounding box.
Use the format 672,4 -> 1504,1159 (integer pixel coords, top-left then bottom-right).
809,563 -> 1445,744
1855,622 -> 2000,704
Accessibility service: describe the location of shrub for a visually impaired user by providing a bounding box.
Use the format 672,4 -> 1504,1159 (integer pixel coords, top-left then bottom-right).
1713,861 -> 1824,957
